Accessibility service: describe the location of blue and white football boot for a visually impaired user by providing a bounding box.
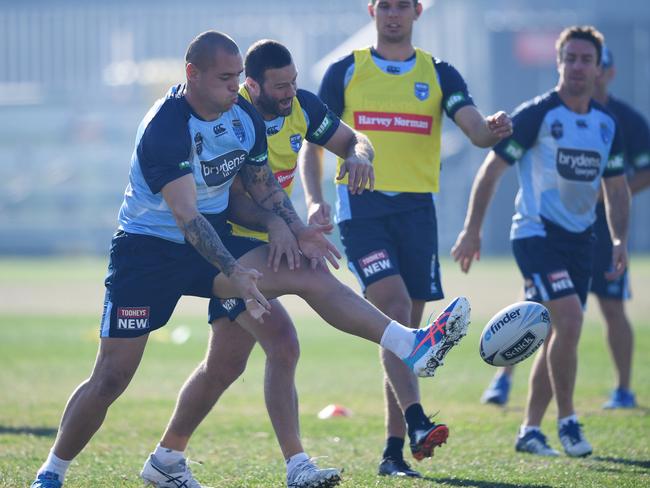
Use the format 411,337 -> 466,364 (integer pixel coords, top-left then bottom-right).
603,388 -> 637,409
559,420 -> 592,457
403,296 -> 470,377
140,454 -> 203,488
515,430 -> 560,457
481,372 -> 512,405
30,471 -> 63,488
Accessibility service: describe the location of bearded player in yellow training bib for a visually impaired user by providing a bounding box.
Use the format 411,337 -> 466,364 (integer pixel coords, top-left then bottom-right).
301,0 -> 512,478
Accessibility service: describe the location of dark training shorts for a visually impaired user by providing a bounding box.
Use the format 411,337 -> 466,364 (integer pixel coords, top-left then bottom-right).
590,203 -> 630,300
338,204 -> 444,301
99,230 -> 264,338
512,219 -> 594,307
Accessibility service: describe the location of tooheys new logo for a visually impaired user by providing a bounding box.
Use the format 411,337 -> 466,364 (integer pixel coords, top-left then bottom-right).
556,148 -> 601,181
200,150 -> 247,187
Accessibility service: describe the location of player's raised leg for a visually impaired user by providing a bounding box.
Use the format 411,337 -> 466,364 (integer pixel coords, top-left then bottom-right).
214,245 -> 470,379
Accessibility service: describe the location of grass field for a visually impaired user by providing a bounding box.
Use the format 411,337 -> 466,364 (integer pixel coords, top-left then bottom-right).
1,256 -> 649,487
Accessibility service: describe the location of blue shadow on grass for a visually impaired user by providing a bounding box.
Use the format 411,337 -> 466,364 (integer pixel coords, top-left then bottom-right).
592,456 -> 650,470
425,478 -> 553,488
0,425 -> 57,437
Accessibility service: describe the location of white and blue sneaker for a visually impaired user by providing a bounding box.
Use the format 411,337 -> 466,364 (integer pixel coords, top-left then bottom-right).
603,388 -> 637,409
286,458 -> 341,488
515,430 -> 559,456
140,454 -> 203,488
481,372 -> 512,405
30,471 -> 63,488
559,420 -> 592,457
403,296 -> 470,377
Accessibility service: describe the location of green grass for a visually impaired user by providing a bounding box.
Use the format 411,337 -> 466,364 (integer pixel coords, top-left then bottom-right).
1,257 -> 649,487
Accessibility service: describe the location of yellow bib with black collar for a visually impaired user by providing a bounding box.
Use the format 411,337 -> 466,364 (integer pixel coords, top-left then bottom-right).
339,48 -> 443,192
230,87 -> 308,241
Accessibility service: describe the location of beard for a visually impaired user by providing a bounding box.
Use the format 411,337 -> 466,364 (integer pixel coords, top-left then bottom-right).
258,90 -> 292,118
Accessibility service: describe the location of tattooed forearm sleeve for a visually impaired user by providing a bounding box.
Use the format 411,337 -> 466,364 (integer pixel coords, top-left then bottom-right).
241,164 -> 302,230
180,214 -> 238,276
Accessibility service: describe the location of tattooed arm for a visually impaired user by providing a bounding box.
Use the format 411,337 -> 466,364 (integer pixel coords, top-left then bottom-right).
161,173 -> 270,316
239,163 -> 341,268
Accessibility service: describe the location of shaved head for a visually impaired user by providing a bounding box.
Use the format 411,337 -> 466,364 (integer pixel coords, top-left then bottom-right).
185,30 -> 239,70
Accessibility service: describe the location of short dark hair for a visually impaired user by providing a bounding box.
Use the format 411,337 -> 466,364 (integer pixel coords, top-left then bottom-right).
244,39 -> 293,83
555,25 -> 605,65
185,31 -> 239,70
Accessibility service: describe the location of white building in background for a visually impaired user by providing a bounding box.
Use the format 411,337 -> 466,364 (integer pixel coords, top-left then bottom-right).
0,0 -> 649,254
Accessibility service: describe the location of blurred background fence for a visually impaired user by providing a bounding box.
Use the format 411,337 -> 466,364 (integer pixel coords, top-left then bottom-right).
1,0 -> 649,255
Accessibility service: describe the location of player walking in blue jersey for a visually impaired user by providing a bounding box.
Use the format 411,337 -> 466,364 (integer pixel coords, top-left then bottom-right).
480,46 -> 650,410
301,0 -> 512,478
453,26 -> 630,458
31,31 -> 470,488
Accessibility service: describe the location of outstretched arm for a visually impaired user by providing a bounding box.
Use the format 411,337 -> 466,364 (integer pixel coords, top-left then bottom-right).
454,105 -> 513,148
227,176 -> 302,271
602,174 -> 630,280
451,152 -> 510,272
239,163 -> 341,269
162,174 -> 270,318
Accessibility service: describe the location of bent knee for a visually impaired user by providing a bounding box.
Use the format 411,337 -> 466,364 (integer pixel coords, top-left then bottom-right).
90,370 -> 133,401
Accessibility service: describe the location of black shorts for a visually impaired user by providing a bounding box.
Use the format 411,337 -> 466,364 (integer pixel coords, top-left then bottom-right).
590,203 -> 630,300
512,220 -> 594,307
338,204 -> 443,301
99,230 -> 263,338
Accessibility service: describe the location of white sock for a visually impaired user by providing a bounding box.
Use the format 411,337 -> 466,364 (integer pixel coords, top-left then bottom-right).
286,452 -> 309,474
380,320 -> 416,359
154,443 -> 185,465
519,425 -> 540,437
38,450 -> 71,480
558,414 -> 578,429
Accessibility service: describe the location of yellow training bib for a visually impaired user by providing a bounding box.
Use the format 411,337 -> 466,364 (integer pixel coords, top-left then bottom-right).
230,87 -> 308,241
339,48 -> 443,193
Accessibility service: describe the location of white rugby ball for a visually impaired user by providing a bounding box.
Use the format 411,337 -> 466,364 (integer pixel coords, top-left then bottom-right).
479,301 -> 551,367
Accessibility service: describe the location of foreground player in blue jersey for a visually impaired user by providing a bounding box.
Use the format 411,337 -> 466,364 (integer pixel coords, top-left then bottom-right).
480,46 -> 650,410
31,31 -> 470,488
301,0 -> 511,477
140,39 -> 375,488
453,26 -> 630,458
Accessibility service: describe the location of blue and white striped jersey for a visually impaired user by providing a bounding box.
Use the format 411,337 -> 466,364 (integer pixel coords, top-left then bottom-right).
118,84 -> 268,243
494,90 -> 625,239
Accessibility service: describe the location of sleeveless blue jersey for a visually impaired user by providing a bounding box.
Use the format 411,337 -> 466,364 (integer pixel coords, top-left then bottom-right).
118,85 -> 268,243
494,90 -> 625,239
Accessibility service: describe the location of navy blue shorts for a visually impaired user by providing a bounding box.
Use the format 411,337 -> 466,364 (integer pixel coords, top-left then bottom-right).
512,220 -> 594,307
338,204 -> 443,301
590,203 -> 630,300
100,230 -> 263,338
208,296 -> 247,323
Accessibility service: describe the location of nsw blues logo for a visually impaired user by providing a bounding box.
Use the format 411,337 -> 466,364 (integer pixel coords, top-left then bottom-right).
289,133 -> 303,153
600,122 -> 612,144
232,119 -> 246,143
414,82 -> 429,101
551,120 -> 563,140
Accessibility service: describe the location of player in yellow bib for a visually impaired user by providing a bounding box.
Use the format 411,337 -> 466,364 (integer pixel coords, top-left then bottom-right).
139,40 -> 374,488
301,0 -> 512,477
